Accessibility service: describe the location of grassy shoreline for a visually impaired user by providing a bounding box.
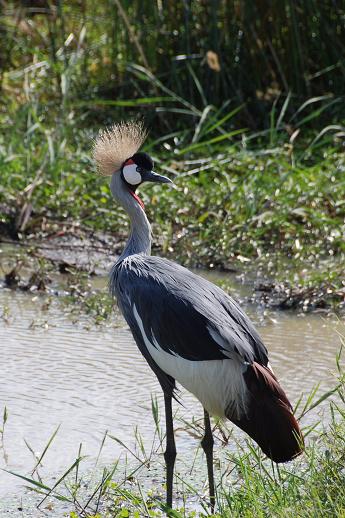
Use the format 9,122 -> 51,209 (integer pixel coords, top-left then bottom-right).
3,348 -> 345,517
1,133 -> 344,313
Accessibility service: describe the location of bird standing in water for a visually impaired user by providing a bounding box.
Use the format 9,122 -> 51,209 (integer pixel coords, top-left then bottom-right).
93,120 -> 303,511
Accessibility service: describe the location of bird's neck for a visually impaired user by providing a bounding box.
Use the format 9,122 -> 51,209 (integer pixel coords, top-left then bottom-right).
110,172 -> 152,263
119,201 -> 152,261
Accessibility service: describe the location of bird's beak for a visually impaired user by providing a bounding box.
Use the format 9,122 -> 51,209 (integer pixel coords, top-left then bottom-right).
142,170 -> 173,184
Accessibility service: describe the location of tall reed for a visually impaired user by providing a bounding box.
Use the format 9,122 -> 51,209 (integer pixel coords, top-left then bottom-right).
1,1 -> 344,128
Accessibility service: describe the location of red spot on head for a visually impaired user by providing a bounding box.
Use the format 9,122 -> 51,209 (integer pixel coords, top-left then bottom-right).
124,158 -> 135,166
130,190 -> 145,210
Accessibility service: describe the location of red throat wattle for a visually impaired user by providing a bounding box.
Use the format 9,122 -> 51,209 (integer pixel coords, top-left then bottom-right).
130,190 -> 145,210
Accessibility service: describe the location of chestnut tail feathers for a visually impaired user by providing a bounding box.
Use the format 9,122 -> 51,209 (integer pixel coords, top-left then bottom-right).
230,362 -> 303,463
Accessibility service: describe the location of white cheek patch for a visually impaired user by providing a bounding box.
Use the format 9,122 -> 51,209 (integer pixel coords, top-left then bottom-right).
123,164 -> 142,186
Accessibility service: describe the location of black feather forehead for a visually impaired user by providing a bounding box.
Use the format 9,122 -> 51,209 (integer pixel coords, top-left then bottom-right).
129,152 -> 154,171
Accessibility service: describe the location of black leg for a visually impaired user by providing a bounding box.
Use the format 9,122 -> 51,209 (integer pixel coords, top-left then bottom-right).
201,408 -> 215,513
164,393 -> 176,510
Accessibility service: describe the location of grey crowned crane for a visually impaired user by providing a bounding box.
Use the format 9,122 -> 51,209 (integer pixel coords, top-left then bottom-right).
92,121 -> 303,511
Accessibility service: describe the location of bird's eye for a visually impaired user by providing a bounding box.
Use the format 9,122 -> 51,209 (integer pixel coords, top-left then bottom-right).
136,166 -> 144,174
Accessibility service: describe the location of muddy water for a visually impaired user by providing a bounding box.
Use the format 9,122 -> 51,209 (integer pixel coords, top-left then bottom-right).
0,273 -> 343,504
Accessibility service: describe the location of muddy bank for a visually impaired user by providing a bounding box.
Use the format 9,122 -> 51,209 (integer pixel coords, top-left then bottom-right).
251,280 -> 345,313
1,229 -> 344,314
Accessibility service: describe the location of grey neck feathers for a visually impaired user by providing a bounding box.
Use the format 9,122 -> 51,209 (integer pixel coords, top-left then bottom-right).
110,172 -> 152,263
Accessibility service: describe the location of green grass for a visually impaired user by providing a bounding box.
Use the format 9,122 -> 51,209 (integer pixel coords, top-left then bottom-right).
1,3 -> 344,301
0,99 -> 344,310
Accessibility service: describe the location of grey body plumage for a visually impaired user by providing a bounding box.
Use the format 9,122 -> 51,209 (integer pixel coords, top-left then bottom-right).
111,254 -> 268,375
